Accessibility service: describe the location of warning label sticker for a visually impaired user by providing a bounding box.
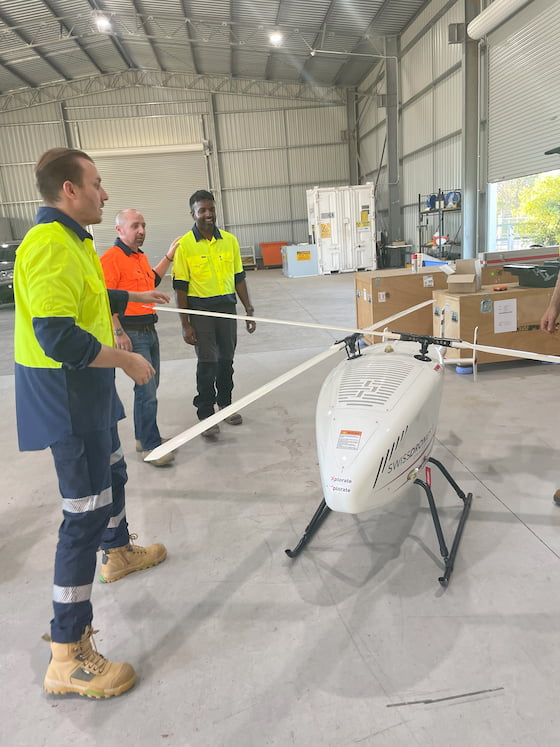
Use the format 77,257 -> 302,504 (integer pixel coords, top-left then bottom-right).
337,430 -> 362,450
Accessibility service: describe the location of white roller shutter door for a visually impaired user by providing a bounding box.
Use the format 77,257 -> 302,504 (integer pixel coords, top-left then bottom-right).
89,147 -> 207,265
487,0 -> 560,182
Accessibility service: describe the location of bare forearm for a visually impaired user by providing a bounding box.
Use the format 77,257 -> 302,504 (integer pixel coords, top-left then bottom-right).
235,279 -> 253,313
89,344 -> 155,385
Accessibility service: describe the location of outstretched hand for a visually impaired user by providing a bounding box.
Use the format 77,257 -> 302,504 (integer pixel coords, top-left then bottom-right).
133,289 -> 171,305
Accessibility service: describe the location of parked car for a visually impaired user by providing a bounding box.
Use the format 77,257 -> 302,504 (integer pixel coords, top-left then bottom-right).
0,241 -> 18,304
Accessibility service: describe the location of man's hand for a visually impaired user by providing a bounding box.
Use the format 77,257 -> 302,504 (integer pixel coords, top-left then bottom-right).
168,236 -> 181,257
540,306 -> 558,333
130,289 -> 170,304
114,330 -> 133,352
121,351 -> 156,385
245,306 -> 256,334
182,323 -> 197,345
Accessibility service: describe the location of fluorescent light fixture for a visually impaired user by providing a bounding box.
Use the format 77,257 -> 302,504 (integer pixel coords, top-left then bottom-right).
95,14 -> 112,32
269,31 -> 283,47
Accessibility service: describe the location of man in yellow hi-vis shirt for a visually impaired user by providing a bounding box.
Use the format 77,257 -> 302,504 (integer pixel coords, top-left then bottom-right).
172,190 -> 256,437
14,148 -> 169,699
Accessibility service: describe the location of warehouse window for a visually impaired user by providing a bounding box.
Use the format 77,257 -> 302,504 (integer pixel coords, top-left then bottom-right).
487,169 -> 560,253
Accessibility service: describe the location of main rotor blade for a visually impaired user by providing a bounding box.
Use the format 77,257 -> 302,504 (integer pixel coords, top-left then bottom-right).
145,342 -> 346,460
451,339 -> 560,364
146,301 -> 433,461
151,299 -> 433,336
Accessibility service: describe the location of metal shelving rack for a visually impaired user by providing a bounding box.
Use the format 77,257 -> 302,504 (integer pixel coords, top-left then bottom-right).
418,189 -> 462,259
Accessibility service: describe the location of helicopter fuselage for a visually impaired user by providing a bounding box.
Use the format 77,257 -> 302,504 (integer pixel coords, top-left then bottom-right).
316,340 -> 445,514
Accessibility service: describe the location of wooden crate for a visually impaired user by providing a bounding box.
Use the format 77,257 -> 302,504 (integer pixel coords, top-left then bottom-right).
433,285 -> 560,362
355,267 -> 448,343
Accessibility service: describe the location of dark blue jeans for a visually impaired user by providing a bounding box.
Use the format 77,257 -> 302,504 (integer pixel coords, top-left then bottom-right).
191,303 -> 237,421
126,327 -> 161,451
50,425 -> 129,643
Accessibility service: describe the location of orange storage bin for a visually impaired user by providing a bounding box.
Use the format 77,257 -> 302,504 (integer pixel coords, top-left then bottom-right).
260,241 -> 287,267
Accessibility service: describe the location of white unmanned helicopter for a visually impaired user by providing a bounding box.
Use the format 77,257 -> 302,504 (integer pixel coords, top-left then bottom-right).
147,301 -> 560,587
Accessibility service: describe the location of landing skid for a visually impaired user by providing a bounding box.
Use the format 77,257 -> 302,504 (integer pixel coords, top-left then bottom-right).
285,457 -> 472,587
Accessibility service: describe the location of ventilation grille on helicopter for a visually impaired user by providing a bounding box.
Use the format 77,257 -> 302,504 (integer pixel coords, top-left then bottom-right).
337,358 -> 416,407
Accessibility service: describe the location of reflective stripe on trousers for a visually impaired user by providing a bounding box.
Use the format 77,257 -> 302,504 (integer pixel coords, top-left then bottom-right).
49,425 -> 129,643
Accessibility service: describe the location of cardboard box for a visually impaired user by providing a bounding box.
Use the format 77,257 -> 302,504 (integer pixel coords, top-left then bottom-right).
355,267 -> 448,343
433,285 -> 559,363
447,258 -> 481,293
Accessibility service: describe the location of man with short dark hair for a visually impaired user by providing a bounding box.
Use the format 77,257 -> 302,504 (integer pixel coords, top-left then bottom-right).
172,190 -> 256,437
101,209 -> 180,466
14,148 -> 169,698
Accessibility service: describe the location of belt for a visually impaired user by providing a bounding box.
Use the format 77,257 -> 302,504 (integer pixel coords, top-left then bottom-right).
123,323 -> 156,332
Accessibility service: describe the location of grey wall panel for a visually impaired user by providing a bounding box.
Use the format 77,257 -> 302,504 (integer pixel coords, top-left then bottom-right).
0,121 -> 66,162
433,135 -> 462,191
402,150 -> 435,205
288,144 -> 349,185
223,186 -> 292,228
0,164 -> 40,203
433,4 -> 463,77
402,92 -> 433,155
212,93 -> 329,113
434,70 -> 461,139
216,110 -> 286,150
401,0 -> 451,48
0,103 -> 63,125
401,39 -> 433,103
75,115 -> 204,150
220,150 -> 289,189
64,88 -> 210,113
0,202 -> 38,241
285,107 -> 347,147
403,205 -> 419,248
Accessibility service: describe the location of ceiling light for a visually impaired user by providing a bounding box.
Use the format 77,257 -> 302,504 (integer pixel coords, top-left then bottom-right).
269,32 -> 283,47
95,14 -> 112,32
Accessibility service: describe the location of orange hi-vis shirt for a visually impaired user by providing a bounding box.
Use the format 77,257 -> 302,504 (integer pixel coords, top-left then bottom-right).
100,238 -> 161,325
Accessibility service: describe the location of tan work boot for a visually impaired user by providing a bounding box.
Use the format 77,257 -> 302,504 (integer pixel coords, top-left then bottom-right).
137,437 -> 173,454
99,533 -> 167,583
43,626 -> 136,698
142,448 -> 174,467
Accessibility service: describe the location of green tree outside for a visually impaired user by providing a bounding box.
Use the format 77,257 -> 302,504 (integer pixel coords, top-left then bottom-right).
514,174 -> 560,245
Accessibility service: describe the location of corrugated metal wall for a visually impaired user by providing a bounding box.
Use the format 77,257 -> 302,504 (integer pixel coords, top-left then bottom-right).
357,0 -> 464,252
213,94 -> 350,251
0,86 -> 351,259
1,0 -> 470,258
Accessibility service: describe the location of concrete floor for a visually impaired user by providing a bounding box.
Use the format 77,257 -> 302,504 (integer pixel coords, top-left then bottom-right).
2,269 -> 560,746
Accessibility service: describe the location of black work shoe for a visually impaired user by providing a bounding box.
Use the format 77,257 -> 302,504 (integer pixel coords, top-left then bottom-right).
219,407 -> 243,425
202,424 -> 220,438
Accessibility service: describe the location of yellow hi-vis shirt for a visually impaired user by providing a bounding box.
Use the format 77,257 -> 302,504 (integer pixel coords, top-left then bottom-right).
14,216 -> 122,451
172,226 -> 244,305
15,221 -> 114,369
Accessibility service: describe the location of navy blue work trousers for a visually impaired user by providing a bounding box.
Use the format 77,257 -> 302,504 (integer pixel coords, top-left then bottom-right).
49,425 -> 129,643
